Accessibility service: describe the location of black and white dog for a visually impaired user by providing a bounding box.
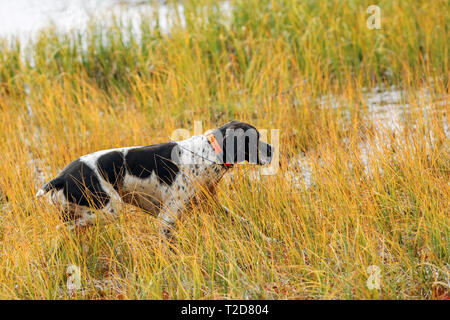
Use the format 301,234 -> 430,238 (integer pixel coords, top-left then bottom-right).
36,121 -> 273,240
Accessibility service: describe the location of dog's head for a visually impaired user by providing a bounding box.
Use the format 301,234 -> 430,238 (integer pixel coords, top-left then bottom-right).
213,121 -> 273,165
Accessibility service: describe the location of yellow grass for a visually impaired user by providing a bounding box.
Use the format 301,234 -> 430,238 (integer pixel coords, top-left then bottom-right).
0,0 -> 448,299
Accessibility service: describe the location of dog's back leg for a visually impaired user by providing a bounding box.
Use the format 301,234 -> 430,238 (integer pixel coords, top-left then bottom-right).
58,190 -> 123,231
64,209 -> 97,230
61,201 -> 121,231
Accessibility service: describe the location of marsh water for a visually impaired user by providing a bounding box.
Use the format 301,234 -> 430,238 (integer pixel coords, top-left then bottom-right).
0,0 -> 164,40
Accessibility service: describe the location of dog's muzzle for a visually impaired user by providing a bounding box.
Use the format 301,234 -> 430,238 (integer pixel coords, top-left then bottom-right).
258,141 -> 273,165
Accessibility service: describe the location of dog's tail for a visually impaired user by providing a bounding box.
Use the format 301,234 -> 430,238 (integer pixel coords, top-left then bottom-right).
36,177 -> 64,198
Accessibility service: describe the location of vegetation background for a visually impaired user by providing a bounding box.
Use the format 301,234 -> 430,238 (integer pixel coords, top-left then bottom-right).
0,0 -> 448,299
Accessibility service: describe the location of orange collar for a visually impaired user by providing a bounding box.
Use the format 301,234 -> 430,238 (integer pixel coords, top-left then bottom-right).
206,132 -> 233,168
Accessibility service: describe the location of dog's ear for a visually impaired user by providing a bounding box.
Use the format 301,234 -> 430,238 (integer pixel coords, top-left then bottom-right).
214,121 -> 242,149
214,121 -> 261,164
223,126 -> 260,164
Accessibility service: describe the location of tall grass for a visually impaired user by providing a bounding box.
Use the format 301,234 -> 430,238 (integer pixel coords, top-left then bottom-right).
0,0 -> 448,299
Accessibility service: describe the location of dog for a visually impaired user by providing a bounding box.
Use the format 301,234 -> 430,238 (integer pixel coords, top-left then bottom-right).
36,121 -> 274,240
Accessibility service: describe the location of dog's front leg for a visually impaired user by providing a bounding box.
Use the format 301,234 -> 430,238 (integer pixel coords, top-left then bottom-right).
157,198 -> 186,241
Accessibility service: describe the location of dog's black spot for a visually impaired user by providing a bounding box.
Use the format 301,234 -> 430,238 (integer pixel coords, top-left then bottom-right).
214,121 -> 262,164
97,151 -> 126,192
58,159 -> 110,208
125,143 -> 180,186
